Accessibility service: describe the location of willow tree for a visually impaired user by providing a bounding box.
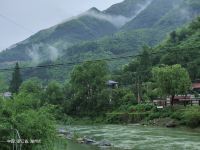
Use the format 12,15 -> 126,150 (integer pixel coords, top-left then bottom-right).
69,61 -> 109,116
152,64 -> 191,105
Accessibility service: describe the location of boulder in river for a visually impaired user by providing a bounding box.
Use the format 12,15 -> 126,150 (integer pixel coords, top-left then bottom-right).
58,129 -> 68,135
166,120 -> 177,128
58,129 -> 74,139
77,137 -> 96,144
66,132 -> 74,140
83,136 -> 96,144
97,140 -> 112,147
77,138 -> 84,143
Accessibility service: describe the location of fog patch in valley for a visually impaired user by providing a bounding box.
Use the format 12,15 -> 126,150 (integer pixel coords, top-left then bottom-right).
27,43 -> 60,65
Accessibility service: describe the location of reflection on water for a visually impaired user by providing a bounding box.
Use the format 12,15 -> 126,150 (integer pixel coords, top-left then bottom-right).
65,125 -> 200,150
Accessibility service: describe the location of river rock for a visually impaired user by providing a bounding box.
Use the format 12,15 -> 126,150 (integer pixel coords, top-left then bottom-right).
58,129 -> 74,139
98,140 -> 112,147
83,137 -> 96,144
66,134 -> 73,140
77,138 -> 84,143
58,129 -> 68,135
166,120 -> 177,128
57,134 -> 65,138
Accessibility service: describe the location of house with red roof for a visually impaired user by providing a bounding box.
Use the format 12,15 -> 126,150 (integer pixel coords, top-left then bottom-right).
192,82 -> 200,93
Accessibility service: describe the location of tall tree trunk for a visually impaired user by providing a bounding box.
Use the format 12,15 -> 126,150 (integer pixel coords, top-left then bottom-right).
137,76 -> 141,104
171,95 -> 175,106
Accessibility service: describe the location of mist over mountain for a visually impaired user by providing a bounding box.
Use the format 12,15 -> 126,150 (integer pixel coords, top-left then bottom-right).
0,0 -> 199,69
104,0 -> 152,17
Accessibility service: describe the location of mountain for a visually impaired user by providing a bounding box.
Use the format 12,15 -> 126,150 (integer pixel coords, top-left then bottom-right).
0,0 -> 153,65
113,16 -> 200,105
0,0 -> 200,80
0,8 -> 119,64
154,15 -> 200,78
122,0 -> 180,30
157,16 -> 200,80
60,0 -> 200,60
104,0 -> 151,17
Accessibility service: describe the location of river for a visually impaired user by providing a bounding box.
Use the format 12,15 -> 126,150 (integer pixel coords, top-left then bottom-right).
63,124 -> 200,150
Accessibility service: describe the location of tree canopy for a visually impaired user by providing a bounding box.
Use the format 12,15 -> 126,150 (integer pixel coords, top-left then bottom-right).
67,61 -> 109,116
152,64 -> 191,105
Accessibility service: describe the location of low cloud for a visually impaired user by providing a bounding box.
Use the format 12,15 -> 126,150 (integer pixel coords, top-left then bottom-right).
48,45 -> 59,61
27,44 -> 41,64
133,0 -> 153,19
26,0 -> 154,64
83,0 -> 153,28
27,43 -> 59,64
84,11 -> 131,28
172,1 -> 193,21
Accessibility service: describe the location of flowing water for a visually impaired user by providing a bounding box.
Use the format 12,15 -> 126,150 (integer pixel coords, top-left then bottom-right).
64,124 -> 200,150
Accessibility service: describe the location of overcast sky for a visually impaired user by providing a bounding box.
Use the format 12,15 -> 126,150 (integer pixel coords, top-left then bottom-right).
0,0 -> 123,51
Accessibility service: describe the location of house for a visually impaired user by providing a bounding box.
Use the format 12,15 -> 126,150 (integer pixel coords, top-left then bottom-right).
171,95 -> 191,106
106,80 -> 118,89
165,95 -> 200,106
3,92 -> 12,99
192,82 -> 200,93
153,81 -> 200,107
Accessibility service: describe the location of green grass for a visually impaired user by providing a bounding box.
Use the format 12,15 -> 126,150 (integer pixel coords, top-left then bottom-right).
33,138 -> 67,150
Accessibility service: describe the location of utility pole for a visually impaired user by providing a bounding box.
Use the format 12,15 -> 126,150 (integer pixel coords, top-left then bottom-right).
137,76 -> 141,104
11,127 -> 22,150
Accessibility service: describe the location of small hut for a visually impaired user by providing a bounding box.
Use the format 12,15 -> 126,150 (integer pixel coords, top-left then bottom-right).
106,80 -> 118,89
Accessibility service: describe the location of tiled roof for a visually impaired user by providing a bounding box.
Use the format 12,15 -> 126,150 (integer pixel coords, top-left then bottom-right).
192,83 -> 200,89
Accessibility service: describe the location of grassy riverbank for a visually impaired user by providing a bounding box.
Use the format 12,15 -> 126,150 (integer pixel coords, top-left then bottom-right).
107,105 -> 200,128
62,104 -> 200,129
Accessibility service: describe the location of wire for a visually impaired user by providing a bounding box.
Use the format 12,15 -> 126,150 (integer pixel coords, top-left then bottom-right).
0,12 -> 200,73
0,13 -> 34,33
0,12 -> 118,72
0,55 -> 134,72
0,45 -> 199,73
0,12 -> 58,53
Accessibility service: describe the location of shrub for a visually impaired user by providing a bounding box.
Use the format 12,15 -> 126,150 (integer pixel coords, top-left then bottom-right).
0,90 -> 57,150
170,109 -> 184,120
147,112 -> 161,120
13,107 -> 56,150
129,104 -> 154,112
122,92 -> 137,105
182,106 -> 200,128
147,107 -> 174,120
111,88 -> 136,109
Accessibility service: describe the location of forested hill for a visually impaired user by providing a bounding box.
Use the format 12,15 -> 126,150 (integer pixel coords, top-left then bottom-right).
0,8 -> 118,64
0,0 -> 149,64
120,16 -> 200,87
0,0 -> 200,67
21,17 -> 200,84
155,16 -> 200,80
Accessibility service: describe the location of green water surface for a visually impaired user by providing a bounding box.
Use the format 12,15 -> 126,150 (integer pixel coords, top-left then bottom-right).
64,124 -> 200,150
